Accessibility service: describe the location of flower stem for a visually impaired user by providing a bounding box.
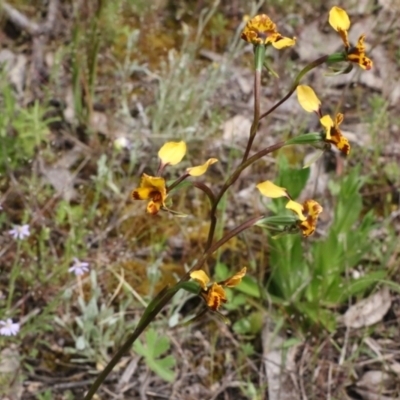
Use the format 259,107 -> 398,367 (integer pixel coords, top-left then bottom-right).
167,173 -> 190,192
84,45 -> 329,400
191,181 -> 216,206
83,214 -> 262,400
259,55 -> 329,121
204,140 -> 286,250
242,45 -> 265,163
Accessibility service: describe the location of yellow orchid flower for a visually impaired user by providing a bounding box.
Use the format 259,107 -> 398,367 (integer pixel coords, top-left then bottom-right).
241,14 -> 296,49
279,197 -> 323,237
131,173 -> 167,215
320,114 -> 350,155
296,85 -> 351,155
186,158 -> 218,177
206,283 -> 227,311
158,141 -> 187,166
190,267 -> 247,311
347,35 -> 372,71
329,7 -> 373,70
257,181 -> 323,237
132,141 -> 219,214
302,200 -> 323,236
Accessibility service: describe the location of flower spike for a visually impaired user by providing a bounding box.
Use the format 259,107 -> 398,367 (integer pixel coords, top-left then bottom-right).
132,140 -> 218,214
241,14 -> 296,49
328,7 -> 373,70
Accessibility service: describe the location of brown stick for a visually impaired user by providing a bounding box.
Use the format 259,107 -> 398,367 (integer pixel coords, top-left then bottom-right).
1,0 -> 60,96
1,0 -> 59,35
1,2 -> 40,35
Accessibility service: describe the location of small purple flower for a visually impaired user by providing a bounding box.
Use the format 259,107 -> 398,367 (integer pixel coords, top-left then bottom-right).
69,258 -> 90,276
0,319 -> 20,336
9,224 -> 30,240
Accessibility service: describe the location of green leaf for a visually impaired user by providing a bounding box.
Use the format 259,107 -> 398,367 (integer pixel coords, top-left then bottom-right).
342,271 -> 386,299
151,336 -> 170,359
276,156 -> 310,200
133,328 -> 175,383
285,133 -> 322,146
281,337 -> 303,349
254,44 -> 266,71
325,52 -> 348,64
269,234 -> 308,300
297,302 -> 337,332
215,262 -> 229,281
147,355 -> 175,382
235,276 -> 261,298
241,343 -> 255,356
256,215 -> 298,226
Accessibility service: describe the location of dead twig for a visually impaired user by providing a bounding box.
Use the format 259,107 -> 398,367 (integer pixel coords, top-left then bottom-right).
1,2 -> 40,35
1,0 -> 59,36
1,0 -> 60,95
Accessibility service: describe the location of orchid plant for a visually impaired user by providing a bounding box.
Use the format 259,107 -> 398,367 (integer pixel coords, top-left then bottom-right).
84,7 -> 373,398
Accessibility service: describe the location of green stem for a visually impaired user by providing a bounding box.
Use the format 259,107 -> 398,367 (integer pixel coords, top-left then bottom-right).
241,69 -> 261,164
83,214 -> 262,400
259,55 -> 329,121
205,51 -> 324,250
83,286 -> 172,400
191,181 -> 216,206
84,46 -> 328,400
167,173 -> 189,192
204,140 -> 286,250
242,45 -> 265,163
206,215 -> 263,256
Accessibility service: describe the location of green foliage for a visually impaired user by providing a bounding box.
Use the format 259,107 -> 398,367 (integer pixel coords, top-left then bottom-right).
233,310 -> 264,335
133,328 -> 176,382
276,156 -> 310,200
266,165 -> 388,332
55,271 -> 136,366
0,81 -> 57,171
54,201 -> 90,260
